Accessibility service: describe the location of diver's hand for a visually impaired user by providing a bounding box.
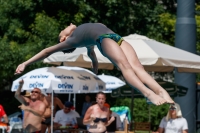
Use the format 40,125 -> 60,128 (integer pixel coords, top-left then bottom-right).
15,63 -> 26,75
59,35 -> 67,42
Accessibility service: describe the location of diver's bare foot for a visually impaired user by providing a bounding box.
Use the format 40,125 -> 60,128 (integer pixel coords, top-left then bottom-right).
146,91 -> 167,106
158,90 -> 174,104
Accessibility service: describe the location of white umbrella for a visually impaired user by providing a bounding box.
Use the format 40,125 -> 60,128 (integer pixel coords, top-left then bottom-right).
55,66 -> 106,112
57,66 -> 105,91
56,66 -> 106,105
123,34 -> 200,72
97,74 -> 126,93
43,47 -> 113,70
11,67 -> 105,93
44,34 -> 200,73
11,67 -> 106,133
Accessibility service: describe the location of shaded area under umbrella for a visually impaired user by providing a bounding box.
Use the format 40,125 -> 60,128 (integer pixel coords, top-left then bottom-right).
111,79 -> 188,130
11,66 -> 106,133
156,79 -> 188,98
111,79 -> 188,98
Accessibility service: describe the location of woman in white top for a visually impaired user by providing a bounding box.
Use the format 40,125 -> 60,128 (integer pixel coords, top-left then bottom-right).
153,103 -> 188,133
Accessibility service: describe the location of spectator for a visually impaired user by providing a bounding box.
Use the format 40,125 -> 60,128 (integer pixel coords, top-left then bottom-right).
0,104 -> 9,132
71,109 -> 80,118
53,101 -> 77,132
81,94 -> 92,117
152,103 -> 188,133
83,92 -> 115,133
46,92 -> 64,116
70,105 -> 80,118
104,103 -> 122,132
15,79 -> 46,133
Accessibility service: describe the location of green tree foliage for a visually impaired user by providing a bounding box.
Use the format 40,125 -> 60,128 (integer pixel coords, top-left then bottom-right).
155,13 -> 176,45
0,0 -> 198,125
196,4 -> 200,54
0,0 -> 60,90
0,0 -> 174,90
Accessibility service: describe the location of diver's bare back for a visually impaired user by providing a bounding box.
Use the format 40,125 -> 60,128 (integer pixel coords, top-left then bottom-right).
66,23 -> 114,47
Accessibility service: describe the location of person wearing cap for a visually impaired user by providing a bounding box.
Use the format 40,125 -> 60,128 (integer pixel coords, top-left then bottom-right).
53,101 -> 78,132
104,103 -> 122,132
15,79 -> 46,133
153,103 -> 188,133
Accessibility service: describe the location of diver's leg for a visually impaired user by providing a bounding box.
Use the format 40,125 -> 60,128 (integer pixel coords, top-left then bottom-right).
119,40 -> 174,103
100,38 -> 166,105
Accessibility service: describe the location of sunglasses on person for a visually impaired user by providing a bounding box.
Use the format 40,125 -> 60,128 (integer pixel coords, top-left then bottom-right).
169,107 -> 176,110
31,91 -> 40,94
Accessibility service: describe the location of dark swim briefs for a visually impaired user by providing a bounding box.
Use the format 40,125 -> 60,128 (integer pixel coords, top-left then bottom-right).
96,33 -> 124,53
41,117 -> 51,125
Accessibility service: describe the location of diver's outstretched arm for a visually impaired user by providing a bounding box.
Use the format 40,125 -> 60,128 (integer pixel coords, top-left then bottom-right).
15,41 -> 72,75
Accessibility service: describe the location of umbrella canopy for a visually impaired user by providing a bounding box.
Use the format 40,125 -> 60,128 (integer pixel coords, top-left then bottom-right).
43,34 -> 200,72
43,47 -> 113,70
97,74 -> 126,93
57,66 -> 106,92
123,34 -> 200,72
111,79 -> 188,98
111,85 -> 143,98
11,67 -> 105,93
